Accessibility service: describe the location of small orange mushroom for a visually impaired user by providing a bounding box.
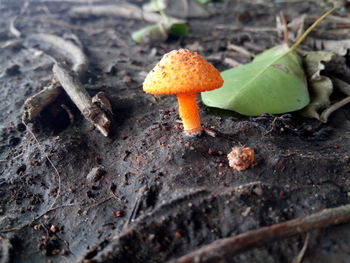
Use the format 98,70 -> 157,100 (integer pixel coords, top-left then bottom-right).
143,49 -> 223,134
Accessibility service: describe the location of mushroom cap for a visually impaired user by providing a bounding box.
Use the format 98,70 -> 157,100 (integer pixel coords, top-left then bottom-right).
143,49 -> 223,95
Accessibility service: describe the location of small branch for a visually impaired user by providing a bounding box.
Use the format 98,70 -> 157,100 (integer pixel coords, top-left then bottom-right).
170,204 -> 350,263
9,16 -> 21,38
280,12 -> 289,44
30,33 -> 88,76
52,63 -> 111,136
227,43 -> 254,58
320,96 -> 350,123
318,78 -> 350,123
22,82 -> 62,123
70,3 -> 164,23
292,233 -> 310,263
215,25 -> 277,32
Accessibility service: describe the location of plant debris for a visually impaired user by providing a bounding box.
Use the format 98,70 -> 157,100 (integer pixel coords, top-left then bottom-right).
52,63 -> 112,137
300,51 -> 334,120
227,146 -> 255,171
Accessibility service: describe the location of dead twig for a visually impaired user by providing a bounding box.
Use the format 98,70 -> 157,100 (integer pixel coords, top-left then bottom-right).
320,78 -> 350,123
9,2 -> 28,38
30,33 -> 88,76
108,184 -> 123,201
215,25 -> 277,33
227,43 -> 254,58
70,3 -> 164,23
292,233 -> 310,263
170,204 -> 350,263
9,16 -> 21,38
223,57 -> 242,67
0,39 -> 22,49
320,96 -> 350,123
280,12 -> 289,44
52,63 -> 111,136
38,18 -> 86,31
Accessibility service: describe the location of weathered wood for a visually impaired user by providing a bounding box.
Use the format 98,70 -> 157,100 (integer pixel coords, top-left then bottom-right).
53,63 -> 111,136
22,82 -> 62,123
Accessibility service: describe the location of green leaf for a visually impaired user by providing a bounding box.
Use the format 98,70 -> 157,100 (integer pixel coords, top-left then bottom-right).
195,0 -> 211,4
201,44 -> 309,116
169,23 -> 189,36
131,24 -> 168,44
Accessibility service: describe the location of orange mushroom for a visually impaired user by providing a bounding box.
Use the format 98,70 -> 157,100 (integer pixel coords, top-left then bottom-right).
143,49 -> 223,134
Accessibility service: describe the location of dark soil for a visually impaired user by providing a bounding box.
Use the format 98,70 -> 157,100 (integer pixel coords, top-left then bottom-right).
1,0 -> 350,263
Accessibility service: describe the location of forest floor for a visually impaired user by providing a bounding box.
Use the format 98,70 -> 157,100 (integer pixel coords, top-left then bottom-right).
0,0 -> 350,262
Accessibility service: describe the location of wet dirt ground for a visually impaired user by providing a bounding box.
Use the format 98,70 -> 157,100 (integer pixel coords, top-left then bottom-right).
0,0 -> 350,262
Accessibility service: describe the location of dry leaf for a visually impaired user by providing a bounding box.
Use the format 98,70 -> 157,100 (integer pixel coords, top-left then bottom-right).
300,51 -> 334,120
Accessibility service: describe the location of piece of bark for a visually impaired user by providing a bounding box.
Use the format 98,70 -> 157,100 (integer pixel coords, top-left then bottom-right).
170,204 -> 350,263
53,63 -> 111,136
22,83 -> 62,123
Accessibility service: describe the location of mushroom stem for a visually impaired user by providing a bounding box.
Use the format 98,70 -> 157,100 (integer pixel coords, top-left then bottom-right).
177,93 -> 202,134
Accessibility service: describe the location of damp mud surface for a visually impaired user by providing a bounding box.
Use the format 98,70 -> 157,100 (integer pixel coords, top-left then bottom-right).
1,1 -> 350,262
